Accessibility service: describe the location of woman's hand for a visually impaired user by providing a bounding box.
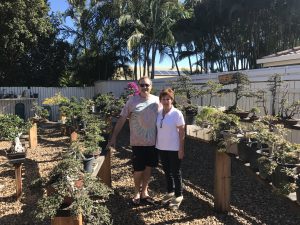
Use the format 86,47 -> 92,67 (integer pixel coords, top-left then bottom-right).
178,149 -> 184,159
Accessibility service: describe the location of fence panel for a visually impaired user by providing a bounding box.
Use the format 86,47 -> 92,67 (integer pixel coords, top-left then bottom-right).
0,86 -> 95,121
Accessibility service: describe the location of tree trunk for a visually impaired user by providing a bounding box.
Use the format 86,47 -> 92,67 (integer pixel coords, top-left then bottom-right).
171,47 -> 180,76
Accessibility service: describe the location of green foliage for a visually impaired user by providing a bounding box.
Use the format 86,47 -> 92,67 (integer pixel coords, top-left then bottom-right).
196,109 -> 241,151
94,93 -> 125,117
257,156 -> 277,179
43,92 -> 70,106
196,106 -> 219,127
0,0 -> 72,86
34,157 -> 112,224
172,75 -> 200,103
225,72 -> 253,112
0,114 -> 32,141
200,80 -> 224,106
31,102 -> 50,120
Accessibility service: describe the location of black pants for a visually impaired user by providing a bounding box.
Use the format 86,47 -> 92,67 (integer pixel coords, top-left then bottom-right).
159,150 -> 182,197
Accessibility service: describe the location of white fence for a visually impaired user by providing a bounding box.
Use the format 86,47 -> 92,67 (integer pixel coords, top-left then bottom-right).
95,65 -> 300,118
0,87 -> 95,121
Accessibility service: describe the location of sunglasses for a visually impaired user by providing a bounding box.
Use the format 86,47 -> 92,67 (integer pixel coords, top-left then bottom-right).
139,83 -> 151,87
160,114 -> 165,128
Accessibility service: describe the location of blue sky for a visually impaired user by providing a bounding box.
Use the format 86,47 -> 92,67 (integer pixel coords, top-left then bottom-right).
48,0 -> 190,69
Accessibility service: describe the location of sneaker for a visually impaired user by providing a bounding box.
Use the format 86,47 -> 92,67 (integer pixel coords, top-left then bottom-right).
168,196 -> 183,210
161,192 -> 175,205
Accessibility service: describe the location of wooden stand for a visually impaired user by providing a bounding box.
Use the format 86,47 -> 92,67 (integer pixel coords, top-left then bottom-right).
29,123 -> 38,149
14,162 -> 22,200
97,148 -> 112,187
51,212 -> 82,225
214,151 -> 231,212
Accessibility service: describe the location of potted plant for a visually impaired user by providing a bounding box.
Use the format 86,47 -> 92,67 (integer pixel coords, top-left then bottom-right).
257,156 -> 276,181
200,80 -> 224,107
224,72 -> 253,119
196,109 -> 242,154
249,107 -> 260,121
31,102 -> 50,122
271,142 -> 299,195
34,156 -> 112,225
71,110 -> 106,173
278,99 -> 300,126
0,114 -> 32,159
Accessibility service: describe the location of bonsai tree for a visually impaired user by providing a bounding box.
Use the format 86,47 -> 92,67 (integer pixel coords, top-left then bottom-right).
268,74 -> 286,116
257,156 -> 277,180
94,93 -> 125,118
34,156 -> 112,225
31,102 -> 50,121
42,92 -> 70,106
225,72 -> 253,113
0,114 -> 32,141
172,75 -> 200,115
195,106 -> 219,128
196,109 -> 242,152
255,74 -> 288,117
201,80 -> 224,107
72,114 -> 106,157
249,107 -> 260,120
279,99 -> 300,120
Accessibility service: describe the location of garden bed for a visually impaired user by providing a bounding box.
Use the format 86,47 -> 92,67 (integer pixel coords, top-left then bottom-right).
0,122 -> 300,224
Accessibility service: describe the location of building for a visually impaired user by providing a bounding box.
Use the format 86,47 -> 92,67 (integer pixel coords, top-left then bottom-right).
257,46 -> 300,67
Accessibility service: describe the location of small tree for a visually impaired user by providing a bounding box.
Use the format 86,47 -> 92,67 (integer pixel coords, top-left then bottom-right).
0,114 -> 31,141
201,80 -> 224,107
268,74 -> 285,116
226,72 -> 253,112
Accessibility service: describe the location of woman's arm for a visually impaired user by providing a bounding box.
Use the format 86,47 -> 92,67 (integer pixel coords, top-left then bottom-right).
177,125 -> 185,159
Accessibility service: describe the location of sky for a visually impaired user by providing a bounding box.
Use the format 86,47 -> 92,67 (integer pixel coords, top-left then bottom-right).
48,0 -> 190,70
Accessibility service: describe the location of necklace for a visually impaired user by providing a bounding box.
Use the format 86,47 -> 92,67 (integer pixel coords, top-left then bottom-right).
163,107 -> 171,116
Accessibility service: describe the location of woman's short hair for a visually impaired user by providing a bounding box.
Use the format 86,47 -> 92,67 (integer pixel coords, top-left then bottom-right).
159,88 -> 174,101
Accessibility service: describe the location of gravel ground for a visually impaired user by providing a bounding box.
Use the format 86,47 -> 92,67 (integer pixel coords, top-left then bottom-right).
1,122 -> 300,225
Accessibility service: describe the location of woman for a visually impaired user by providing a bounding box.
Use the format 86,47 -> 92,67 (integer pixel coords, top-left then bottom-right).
156,88 -> 185,210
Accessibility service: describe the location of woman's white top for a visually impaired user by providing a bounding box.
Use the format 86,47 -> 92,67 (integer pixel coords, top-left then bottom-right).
155,106 -> 185,151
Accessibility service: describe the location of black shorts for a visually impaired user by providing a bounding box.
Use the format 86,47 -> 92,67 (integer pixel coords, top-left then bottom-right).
132,146 -> 158,171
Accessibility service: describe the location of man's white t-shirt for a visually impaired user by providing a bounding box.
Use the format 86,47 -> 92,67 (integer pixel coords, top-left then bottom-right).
155,106 -> 185,151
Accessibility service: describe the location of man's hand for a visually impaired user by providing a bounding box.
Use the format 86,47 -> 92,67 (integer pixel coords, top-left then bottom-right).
106,136 -> 116,149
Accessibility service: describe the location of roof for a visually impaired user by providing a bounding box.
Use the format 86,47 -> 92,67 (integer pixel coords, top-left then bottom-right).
261,46 -> 300,58
257,46 -> 300,67
154,70 -> 180,76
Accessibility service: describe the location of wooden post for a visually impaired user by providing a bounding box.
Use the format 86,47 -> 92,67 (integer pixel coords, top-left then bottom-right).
214,151 -> 231,212
51,212 -> 82,225
29,122 -> 38,149
98,149 -> 112,187
70,131 -> 78,143
14,163 -> 22,200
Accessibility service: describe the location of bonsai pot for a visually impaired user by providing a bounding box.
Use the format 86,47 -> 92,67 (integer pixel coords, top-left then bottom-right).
233,111 -> 250,120
271,163 -> 299,191
83,155 -> 95,173
283,119 -> 299,127
5,148 -> 27,161
238,139 -> 254,162
248,144 -> 268,171
257,151 -> 273,181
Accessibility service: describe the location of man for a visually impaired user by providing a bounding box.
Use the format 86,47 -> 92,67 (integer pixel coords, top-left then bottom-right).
107,76 -> 160,205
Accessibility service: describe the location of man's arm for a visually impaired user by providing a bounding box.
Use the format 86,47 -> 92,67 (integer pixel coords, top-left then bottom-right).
107,115 -> 127,148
